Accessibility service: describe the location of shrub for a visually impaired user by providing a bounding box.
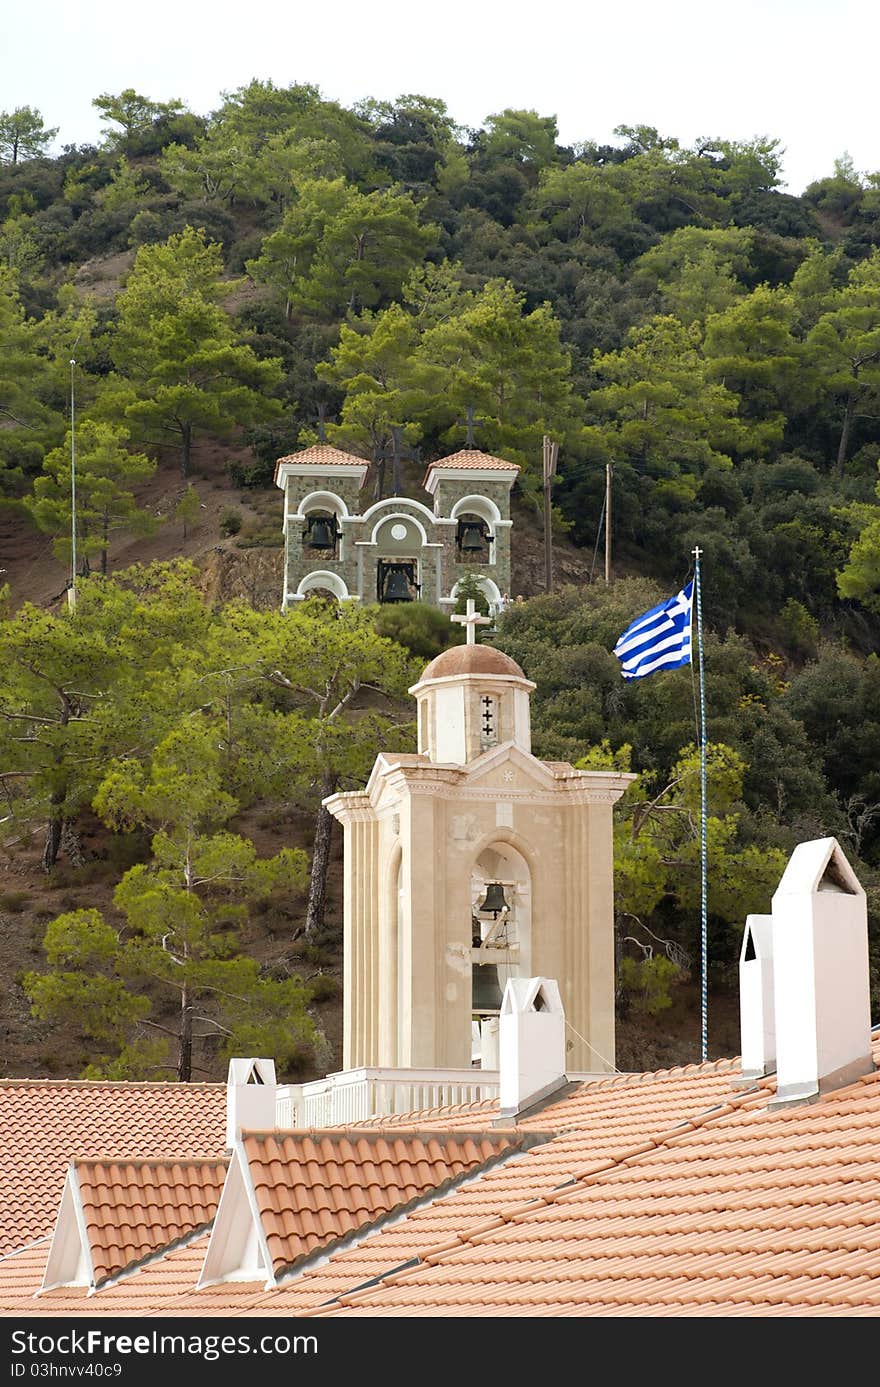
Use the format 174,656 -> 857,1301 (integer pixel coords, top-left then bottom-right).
219,507 -> 243,537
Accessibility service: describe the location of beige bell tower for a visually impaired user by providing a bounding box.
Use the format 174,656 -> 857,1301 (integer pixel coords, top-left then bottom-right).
325,604 -> 633,1074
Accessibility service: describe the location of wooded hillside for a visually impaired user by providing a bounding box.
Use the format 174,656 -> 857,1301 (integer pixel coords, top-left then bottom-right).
2,85 -> 880,1078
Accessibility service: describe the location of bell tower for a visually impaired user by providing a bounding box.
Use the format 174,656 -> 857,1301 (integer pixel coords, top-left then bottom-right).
325,613 -> 633,1074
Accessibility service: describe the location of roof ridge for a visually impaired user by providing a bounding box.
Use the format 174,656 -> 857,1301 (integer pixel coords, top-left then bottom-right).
73,1156 -> 229,1169
0,1079 -> 224,1089
242,1126 -> 521,1142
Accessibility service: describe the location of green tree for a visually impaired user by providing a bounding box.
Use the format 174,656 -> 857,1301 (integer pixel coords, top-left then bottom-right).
30,421 -> 157,575
92,90 -> 189,150
195,601 -> 416,935
0,107 -> 58,164
805,250 -> 880,472
161,80 -> 372,209
26,725 -> 313,1081
247,178 -> 437,318
417,279 -> 577,482
584,315 -> 743,488
104,227 -> 283,476
632,227 -> 753,326
702,284 -> 806,440
175,483 -> 201,539
578,739 -> 788,954
479,109 -> 561,174
0,269 -> 59,490
0,563 -> 212,867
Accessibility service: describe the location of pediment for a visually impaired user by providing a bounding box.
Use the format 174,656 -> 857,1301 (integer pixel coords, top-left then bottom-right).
461,742 -> 561,791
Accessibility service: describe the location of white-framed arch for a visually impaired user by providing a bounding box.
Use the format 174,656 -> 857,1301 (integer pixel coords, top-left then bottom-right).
448,575 -> 503,614
359,495 -> 437,527
289,570 -> 353,603
294,489 -> 350,519
449,493 -> 502,527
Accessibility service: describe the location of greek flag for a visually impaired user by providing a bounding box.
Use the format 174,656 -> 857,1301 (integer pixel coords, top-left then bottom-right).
613,581 -> 694,680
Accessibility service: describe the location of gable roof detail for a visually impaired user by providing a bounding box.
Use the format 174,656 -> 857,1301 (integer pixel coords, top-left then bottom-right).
0,1080 -> 227,1257
238,1128 -> 527,1280
42,1159 -> 228,1291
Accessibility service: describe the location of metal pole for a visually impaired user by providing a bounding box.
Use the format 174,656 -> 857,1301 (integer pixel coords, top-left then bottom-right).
68,359 -> 77,610
693,545 -> 708,1062
604,462 -> 613,583
543,437 -> 552,594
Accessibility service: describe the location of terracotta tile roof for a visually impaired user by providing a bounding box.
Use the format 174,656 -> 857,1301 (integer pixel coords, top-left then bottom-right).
426,449 -> 520,473
0,1080 -> 226,1256
241,1128 -> 525,1277
74,1159 -> 228,1286
274,445 -> 369,481
317,1066 -> 880,1317
4,1047 -> 880,1318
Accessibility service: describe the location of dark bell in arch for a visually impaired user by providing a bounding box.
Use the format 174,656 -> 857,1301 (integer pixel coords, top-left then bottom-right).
479,882 -> 509,915
459,520 -> 487,552
472,962 -> 503,1013
307,516 -> 336,550
382,568 -> 412,602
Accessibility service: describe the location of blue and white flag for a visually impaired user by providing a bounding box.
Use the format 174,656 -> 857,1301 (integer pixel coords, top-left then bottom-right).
613,581 -> 694,680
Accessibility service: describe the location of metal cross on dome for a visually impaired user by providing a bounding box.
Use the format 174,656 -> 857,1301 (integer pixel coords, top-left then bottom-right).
451,598 -> 492,645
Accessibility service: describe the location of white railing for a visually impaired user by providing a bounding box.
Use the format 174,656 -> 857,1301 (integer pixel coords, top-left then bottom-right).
275,1067 -> 500,1129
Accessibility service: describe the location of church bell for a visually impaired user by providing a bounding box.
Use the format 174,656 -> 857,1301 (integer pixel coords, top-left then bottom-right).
472,962 -> 503,1014
307,516 -> 336,550
382,567 -> 412,603
459,520 -> 487,553
479,881 -> 509,915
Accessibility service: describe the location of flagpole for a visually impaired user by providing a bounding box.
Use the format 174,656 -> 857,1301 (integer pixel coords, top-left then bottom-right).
693,546 -> 708,1062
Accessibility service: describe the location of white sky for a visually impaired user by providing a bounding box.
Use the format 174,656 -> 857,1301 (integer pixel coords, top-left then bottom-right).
3,0 -> 877,196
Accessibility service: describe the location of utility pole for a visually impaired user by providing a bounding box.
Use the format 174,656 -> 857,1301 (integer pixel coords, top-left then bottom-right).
68,359 -> 77,610
543,435 -> 559,593
604,461 -> 613,584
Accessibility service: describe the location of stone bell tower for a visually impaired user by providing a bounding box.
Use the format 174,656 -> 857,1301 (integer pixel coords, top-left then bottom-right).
325,605 -> 633,1074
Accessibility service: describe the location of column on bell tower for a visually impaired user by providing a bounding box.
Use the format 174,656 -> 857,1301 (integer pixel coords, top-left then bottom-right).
325,791 -> 380,1068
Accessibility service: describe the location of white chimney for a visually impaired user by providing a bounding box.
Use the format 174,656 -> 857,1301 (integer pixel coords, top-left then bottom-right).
499,977 -> 566,1117
226,1058 -> 277,1147
771,837 -> 874,1107
738,914 -> 775,1080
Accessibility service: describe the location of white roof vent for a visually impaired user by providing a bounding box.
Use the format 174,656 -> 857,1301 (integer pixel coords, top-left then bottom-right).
771,837 -> 874,1106
499,977 -> 566,1118
738,914 -> 775,1080
226,1058 -> 277,1147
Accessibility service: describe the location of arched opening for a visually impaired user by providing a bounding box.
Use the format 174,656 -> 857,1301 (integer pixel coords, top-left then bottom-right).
297,491 -> 348,561
470,841 -> 532,1069
455,512 -> 494,565
293,570 -> 351,603
450,575 -> 503,617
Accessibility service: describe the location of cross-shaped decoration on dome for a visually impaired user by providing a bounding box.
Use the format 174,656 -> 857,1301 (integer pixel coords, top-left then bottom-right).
451,598 -> 492,645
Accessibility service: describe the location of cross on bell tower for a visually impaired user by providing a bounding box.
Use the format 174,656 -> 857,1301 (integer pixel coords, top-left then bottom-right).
455,405 -> 487,449
451,598 -> 492,645
374,425 -> 421,499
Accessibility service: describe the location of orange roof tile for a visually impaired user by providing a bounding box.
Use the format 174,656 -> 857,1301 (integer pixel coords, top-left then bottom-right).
4,1045 -> 880,1317
0,1080 -> 226,1256
426,449 -> 520,472
241,1128 -> 526,1276
75,1159 -> 228,1286
274,445 -> 369,482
